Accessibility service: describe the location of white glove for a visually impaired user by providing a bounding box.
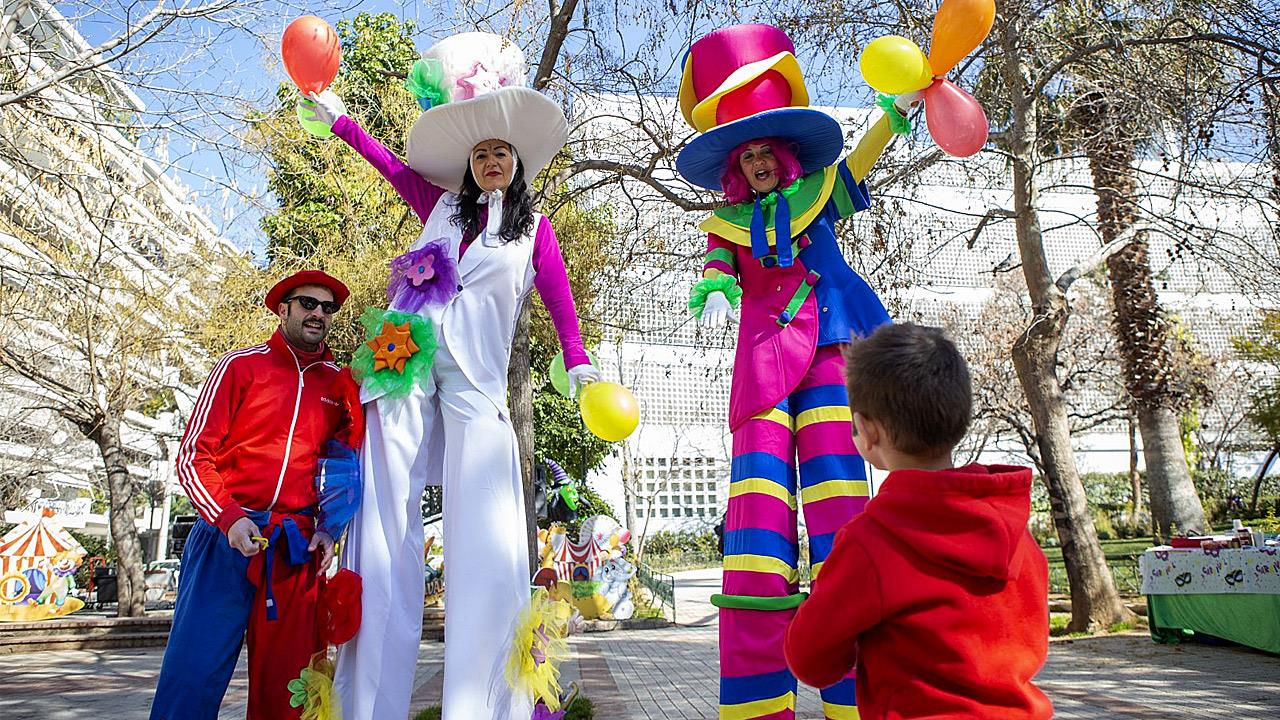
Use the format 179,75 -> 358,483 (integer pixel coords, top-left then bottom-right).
300,90 -> 347,128
567,364 -> 602,399
894,90 -> 924,115
699,291 -> 740,329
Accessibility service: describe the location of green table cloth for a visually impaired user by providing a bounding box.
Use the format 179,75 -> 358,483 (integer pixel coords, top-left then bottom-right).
1141,547 -> 1280,654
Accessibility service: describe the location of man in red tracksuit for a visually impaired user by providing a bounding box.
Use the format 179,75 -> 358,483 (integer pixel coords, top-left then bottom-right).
785,323 -> 1052,719
151,270 -> 360,720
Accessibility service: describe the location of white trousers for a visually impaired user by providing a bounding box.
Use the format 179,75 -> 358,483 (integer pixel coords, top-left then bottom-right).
335,341 -> 532,720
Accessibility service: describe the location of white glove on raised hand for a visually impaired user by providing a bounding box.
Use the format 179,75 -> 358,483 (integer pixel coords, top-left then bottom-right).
700,291 -> 740,329
300,90 -> 347,128
567,364 -> 602,399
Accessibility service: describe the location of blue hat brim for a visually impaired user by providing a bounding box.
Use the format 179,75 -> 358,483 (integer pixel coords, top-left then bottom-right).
676,108 -> 844,191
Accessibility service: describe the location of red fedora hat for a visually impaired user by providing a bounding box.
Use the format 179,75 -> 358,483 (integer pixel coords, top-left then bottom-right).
264,270 -> 350,311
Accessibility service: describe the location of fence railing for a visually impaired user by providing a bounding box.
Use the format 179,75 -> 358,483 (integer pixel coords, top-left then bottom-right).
637,563 -> 676,620
1046,553 -> 1144,595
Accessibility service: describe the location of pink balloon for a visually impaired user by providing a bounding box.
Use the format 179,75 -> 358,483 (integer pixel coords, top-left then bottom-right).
924,78 -> 989,157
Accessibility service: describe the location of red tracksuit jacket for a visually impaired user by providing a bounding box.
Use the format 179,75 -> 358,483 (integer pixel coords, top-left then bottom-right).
785,463 -> 1053,719
176,330 -> 359,533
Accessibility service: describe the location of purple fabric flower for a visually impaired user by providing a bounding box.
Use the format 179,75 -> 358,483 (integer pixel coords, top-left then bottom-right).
531,702 -> 566,720
387,240 -> 459,313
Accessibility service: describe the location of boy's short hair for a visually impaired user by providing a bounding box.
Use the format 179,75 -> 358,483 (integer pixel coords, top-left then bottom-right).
843,323 -> 972,456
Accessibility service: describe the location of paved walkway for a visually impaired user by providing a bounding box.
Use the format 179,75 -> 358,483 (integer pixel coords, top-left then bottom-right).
3,569 -> 1279,719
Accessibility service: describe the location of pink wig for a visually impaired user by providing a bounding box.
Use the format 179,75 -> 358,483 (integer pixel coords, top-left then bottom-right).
719,137 -> 804,205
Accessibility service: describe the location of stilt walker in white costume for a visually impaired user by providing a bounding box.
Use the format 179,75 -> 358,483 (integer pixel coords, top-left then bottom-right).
300,32 -> 600,720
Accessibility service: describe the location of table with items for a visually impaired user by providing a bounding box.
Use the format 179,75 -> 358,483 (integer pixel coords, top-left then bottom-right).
1140,544 -> 1280,654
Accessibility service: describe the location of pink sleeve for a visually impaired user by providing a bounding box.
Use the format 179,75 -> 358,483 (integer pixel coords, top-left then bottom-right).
332,116 -> 445,223
703,233 -> 738,278
532,216 -> 590,368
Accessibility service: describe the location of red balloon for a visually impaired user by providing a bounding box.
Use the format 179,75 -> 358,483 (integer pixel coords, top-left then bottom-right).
924,78 -> 989,157
281,16 -> 340,94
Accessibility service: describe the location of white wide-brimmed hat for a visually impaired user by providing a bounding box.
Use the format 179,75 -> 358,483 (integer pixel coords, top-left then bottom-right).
404,32 -> 568,192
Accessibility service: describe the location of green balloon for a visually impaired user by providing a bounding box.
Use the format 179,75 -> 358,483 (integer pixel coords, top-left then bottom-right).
548,350 -> 599,398
296,99 -> 333,139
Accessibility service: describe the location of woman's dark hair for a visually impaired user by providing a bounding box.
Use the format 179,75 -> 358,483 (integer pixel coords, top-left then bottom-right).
450,146 -> 536,244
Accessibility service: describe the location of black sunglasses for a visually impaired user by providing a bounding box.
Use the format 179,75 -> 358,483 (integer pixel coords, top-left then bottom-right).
283,295 -> 342,315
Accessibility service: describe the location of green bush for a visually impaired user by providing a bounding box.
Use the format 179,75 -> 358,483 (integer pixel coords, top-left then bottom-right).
644,529 -> 718,556
1028,512 -> 1058,546
1091,508 -> 1116,540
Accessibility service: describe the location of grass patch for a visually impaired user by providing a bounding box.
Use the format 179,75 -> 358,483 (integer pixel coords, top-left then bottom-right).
413,709 -> 440,720
565,696 -> 595,719
1108,620 -> 1135,633
1049,614 -> 1071,636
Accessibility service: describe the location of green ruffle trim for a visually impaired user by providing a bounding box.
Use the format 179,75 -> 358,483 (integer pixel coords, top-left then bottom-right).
404,58 -> 450,109
710,592 -> 808,611
688,275 -> 743,319
351,307 -> 437,398
876,93 -> 913,136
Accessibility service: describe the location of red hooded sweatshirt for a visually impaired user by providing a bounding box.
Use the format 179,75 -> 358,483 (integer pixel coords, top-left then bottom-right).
785,463 -> 1052,719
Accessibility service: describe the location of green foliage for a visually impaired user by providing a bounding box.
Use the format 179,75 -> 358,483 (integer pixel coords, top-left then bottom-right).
238,12 -> 424,361
527,191 -> 618,472
1108,620 -> 1136,634
1031,472 -> 1164,539
69,529 -> 113,588
533,391 -> 613,483
1234,311 -> 1280,445
564,696 -> 595,719
1194,467 -> 1253,525
1253,507 -> 1280,533
529,203 -> 618,511
1049,614 -> 1071,636
643,529 -> 719,556
334,13 -> 423,142
1031,472 -> 1139,512
1091,507 -> 1116,540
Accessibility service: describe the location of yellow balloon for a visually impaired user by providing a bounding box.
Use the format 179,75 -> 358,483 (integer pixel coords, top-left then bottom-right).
579,382 -> 640,442
859,35 -> 934,95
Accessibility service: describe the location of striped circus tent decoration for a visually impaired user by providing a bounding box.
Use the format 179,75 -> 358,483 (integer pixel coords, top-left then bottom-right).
0,508 -> 84,575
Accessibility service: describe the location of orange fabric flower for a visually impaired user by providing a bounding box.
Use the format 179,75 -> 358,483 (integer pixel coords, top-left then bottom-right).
366,321 -> 418,374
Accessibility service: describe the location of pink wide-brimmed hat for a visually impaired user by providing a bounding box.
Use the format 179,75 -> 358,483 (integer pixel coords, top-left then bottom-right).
675,24 -> 843,191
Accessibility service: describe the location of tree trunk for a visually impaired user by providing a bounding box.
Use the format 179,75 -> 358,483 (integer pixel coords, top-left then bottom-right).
1079,90 -> 1208,538
996,11 -> 1132,631
1104,238 -> 1207,536
1249,446 -> 1279,515
1128,414 -> 1143,516
1138,405 -> 1207,537
508,300 -> 538,577
1012,305 -> 1131,631
90,414 -> 147,617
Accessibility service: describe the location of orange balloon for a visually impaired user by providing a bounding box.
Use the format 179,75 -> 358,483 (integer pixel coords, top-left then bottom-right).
928,0 -> 996,76
281,16 -> 340,94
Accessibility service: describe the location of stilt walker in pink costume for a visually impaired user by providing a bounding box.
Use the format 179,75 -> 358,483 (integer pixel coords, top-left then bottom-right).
676,25 -> 912,720
299,32 -> 599,720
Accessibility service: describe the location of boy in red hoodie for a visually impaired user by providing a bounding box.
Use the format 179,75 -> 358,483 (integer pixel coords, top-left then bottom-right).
784,323 -> 1053,719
